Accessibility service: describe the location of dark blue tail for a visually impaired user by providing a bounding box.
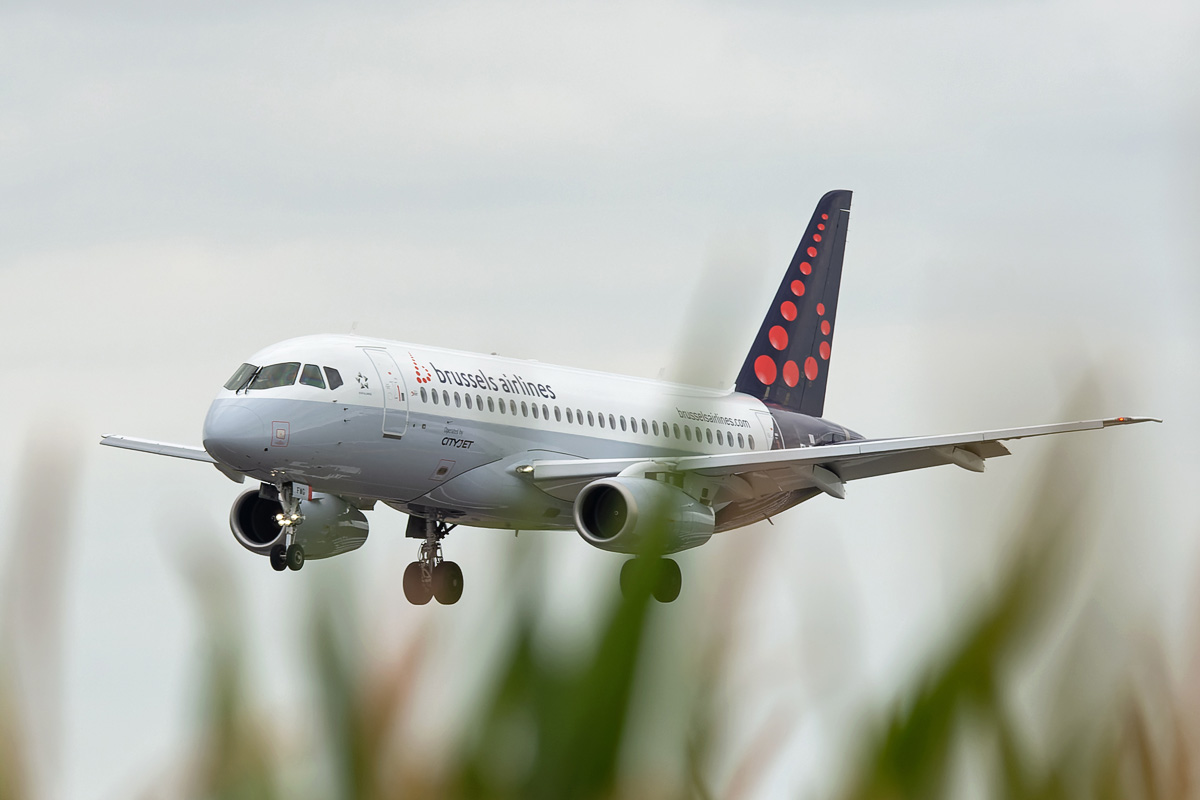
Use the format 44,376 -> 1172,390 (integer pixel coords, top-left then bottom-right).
733,189 -> 852,418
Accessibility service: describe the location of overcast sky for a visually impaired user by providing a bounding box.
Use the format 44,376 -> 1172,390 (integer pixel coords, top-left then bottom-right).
1,1 -> 1197,796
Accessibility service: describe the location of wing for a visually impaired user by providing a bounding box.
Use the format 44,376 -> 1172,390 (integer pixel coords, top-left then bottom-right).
99,434 -> 245,483
529,416 -> 1160,503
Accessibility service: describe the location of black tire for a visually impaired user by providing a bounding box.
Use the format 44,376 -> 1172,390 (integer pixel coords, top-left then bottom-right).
403,562 -> 432,605
653,558 -> 681,603
619,559 -> 636,598
269,544 -> 287,572
286,543 -> 305,571
433,561 -> 464,605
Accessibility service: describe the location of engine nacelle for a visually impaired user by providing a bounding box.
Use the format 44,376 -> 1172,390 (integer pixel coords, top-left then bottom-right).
230,488 -> 369,560
573,477 -> 715,555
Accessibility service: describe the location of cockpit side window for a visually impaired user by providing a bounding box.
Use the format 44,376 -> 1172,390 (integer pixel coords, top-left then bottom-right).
224,363 -> 258,392
248,362 -> 300,390
324,367 -> 344,390
300,364 -> 326,389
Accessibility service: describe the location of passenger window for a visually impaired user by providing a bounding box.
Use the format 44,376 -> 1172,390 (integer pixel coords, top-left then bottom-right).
432,389 -> 439,405
542,404 -> 549,420
443,390 -> 450,406
598,413 -> 606,429
706,428 -> 713,444
532,403 -> 539,419
521,401 -> 529,417
324,367 -> 344,390
224,363 -> 258,392
641,419 -> 648,435
684,426 -> 692,441
673,424 -> 681,438
738,433 -> 745,448
301,365 -> 325,387
509,400 -> 517,415
565,408 -> 572,423
476,395 -> 483,410
608,414 -> 615,429
420,387 -> 428,403
249,362 -> 300,390
652,421 -> 660,436
453,392 -> 461,408
748,435 -> 755,449
488,397 -> 496,412
577,409 -> 584,425
619,416 -> 627,432
465,394 -> 473,410
498,398 -> 506,414
716,430 -> 723,445
587,411 -> 594,426
694,427 -> 702,441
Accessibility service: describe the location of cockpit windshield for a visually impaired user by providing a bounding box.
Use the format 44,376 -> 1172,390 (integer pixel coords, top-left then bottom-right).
224,363 -> 258,391
248,362 -> 300,390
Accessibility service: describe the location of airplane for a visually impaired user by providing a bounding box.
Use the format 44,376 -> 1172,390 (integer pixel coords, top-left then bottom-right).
100,189 -> 1157,606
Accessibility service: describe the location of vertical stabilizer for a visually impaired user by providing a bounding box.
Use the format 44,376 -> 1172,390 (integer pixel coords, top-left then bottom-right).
733,190 -> 852,417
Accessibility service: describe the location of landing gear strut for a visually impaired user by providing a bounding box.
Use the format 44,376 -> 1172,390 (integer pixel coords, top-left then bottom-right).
403,516 -> 462,605
271,482 -> 306,572
619,558 -> 682,603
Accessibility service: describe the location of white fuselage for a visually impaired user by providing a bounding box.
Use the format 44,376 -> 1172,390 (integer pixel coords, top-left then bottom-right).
202,334 -> 786,530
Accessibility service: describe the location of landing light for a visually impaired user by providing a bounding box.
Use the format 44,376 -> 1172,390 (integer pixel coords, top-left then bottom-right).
515,464 -> 534,474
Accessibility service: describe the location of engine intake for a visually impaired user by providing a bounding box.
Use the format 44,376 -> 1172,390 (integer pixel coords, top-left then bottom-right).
230,488 -> 369,559
573,477 -> 714,555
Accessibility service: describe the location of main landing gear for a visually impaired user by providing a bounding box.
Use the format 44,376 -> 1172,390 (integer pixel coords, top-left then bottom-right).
619,558 -> 682,603
403,517 -> 463,605
270,482 -> 306,572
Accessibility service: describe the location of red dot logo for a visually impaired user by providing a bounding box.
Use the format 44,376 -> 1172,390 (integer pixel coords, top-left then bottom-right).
816,302 -> 825,316
768,325 -> 788,350
804,357 -> 819,381
819,341 -> 831,360
799,261 -> 812,275
754,355 -> 777,385
817,223 -> 825,231
409,352 -> 433,384
821,213 -> 828,221
791,280 -> 805,297
780,300 -> 797,320
813,233 -> 822,242
821,320 -> 831,335
782,360 -> 800,386
806,246 -> 817,258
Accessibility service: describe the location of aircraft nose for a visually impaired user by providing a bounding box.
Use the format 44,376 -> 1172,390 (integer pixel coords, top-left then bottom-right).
203,402 -> 266,467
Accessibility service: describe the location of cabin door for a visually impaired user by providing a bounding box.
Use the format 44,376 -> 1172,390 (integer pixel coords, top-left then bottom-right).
363,348 -> 409,439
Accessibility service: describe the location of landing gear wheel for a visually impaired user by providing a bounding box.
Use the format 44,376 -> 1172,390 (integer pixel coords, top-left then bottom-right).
653,558 -> 681,603
619,559 -> 637,598
269,544 -> 287,572
432,561 -> 464,605
286,543 -> 305,571
403,561 -> 432,605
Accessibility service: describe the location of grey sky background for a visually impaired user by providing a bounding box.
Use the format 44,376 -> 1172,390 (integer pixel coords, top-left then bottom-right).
1,1 -> 1197,796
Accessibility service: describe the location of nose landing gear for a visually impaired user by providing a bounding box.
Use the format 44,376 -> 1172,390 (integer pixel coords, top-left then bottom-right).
269,482 -> 306,572
403,516 -> 462,605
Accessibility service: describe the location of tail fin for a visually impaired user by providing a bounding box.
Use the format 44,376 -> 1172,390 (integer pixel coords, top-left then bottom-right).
733,189 -> 852,418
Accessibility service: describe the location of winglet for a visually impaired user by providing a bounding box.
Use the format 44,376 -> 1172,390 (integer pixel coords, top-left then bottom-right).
1101,416 -> 1162,427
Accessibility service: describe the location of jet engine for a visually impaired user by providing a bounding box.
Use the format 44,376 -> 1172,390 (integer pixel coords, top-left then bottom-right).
573,477 -> 714,555
229,488 -> 369,559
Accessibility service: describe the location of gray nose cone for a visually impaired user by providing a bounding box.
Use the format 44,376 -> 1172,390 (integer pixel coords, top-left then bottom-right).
203,402 -> 266,467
